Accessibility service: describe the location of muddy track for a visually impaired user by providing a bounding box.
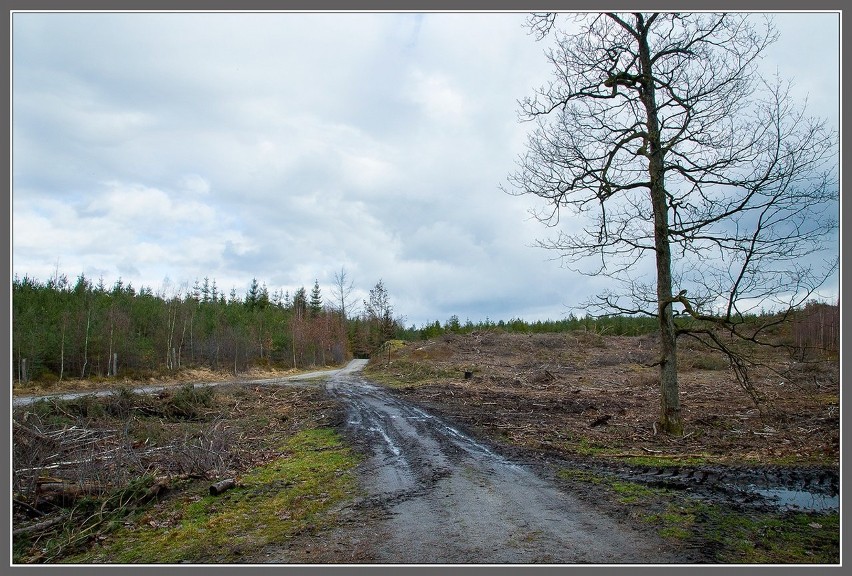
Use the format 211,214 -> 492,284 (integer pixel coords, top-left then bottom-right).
515,451 -> 840,513
320,360 -> 692,564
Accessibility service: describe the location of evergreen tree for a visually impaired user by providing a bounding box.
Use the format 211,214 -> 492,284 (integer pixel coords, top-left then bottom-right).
245,277 -> 260,309
364,279 -> 396,349
259,282 -> 270,309
201,277 -> 211,303
309,280 -> 323,317
293,287 -> 308,319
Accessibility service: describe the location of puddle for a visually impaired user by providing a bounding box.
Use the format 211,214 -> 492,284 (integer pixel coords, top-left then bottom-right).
609,465 -> 840,513
369,425 -> 402,456
750,486 -> 839,512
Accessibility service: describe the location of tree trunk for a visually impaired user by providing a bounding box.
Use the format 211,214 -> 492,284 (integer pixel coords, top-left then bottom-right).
59,315 -> 66,381
81,308 -> 91,378
12,514 -> 68,537
165,305 -> 174,370
639,19 -> 682,435
108,320 -> 114,376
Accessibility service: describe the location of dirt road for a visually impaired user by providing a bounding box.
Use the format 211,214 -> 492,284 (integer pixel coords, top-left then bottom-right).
11,366 -> 342,408
312,360 -> 688,564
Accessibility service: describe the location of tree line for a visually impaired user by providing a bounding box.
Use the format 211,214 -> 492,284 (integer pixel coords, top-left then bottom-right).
400,306 -> 839,349
12,267 -> 836,386
12,269 -> 404,384
400,313 -> 662,341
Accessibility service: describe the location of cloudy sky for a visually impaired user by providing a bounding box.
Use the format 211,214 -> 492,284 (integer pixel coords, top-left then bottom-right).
11,11 -> 840,328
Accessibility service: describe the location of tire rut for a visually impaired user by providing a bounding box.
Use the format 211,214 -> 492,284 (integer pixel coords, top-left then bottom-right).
324,361 -> 689,564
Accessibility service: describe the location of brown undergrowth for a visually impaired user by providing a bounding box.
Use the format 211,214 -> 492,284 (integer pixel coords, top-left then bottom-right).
365,330 -> 839,467
12,382 -> 350,563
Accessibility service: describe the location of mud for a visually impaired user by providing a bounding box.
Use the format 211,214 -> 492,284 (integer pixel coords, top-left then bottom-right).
269,360 -> 695,564
518,451 -> 839,514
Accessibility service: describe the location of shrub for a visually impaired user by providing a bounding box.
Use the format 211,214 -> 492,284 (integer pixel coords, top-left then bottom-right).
164,384 -> 216,420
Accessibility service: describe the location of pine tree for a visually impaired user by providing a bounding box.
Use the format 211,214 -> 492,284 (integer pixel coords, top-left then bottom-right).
201,277 -> 211,303
259,282 -> 270,309
364,279 -> 396,349
245,277 -> 260,309
309,280 -> 323,317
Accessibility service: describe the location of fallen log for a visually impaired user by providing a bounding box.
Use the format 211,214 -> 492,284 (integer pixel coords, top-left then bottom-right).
37,481 -> 105,497
13,514 -> 68,537
209,478 -> 236,496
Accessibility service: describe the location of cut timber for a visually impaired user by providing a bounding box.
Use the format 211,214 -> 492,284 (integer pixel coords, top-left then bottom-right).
209,478 -> 236,496
36,481 -> 105,500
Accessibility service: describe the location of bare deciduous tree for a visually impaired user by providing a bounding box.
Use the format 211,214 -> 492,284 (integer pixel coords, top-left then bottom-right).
331,266 -> 359,322
505,13 -> 838,433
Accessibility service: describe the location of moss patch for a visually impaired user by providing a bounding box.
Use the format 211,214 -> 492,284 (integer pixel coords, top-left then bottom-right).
65,428 -> 361,564
619,454 -> 710,467
699,507 -> 840,564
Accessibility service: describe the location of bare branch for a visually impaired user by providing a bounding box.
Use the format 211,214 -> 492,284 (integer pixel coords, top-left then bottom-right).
505,12 -> 838,431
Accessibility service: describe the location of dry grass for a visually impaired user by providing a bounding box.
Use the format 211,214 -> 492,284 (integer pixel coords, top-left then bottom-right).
11,365 -> 329,398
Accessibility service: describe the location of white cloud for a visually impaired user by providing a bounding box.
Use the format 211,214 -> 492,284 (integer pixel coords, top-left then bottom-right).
406,69 -> 467,125
179,174 -> 211,196
11,12 -> 839,326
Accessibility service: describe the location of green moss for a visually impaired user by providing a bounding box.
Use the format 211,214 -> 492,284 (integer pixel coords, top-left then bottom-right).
644,506 -> 698,540
65,428 -> 362,564
620,454 -> 709,467
573,438 -> 623,457
610,481 -> 659,504
556,468 -> 607,484
658,525 -> 693,539
700,508 -> 840,564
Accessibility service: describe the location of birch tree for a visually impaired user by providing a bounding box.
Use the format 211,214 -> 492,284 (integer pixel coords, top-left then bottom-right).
331,266 -> 358,321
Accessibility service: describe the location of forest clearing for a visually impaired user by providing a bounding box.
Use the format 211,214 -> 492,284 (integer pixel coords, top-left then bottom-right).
11,327 -> 840,564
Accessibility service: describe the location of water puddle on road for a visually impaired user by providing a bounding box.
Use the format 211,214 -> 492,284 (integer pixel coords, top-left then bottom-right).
750,486 -> 839,512
369,425 -> 402,456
